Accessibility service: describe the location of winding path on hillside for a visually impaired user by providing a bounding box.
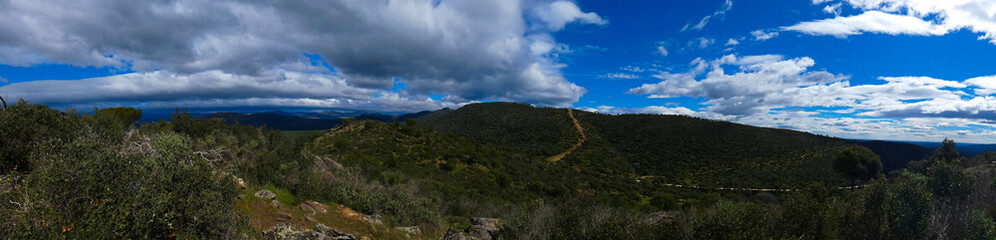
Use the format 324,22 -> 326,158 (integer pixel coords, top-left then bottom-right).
548,109 -> 586,162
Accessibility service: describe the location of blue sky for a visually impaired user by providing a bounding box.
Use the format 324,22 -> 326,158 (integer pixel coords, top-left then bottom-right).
0,0 -> 994,143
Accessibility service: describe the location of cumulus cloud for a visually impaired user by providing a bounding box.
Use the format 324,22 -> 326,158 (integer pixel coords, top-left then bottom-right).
823,3 -> 844,15
783,11 -> 951,37
681,0 -> 733,32
789,0 -> 996,44
965,75 -> 996,96
535,1 -> 608,31
725,39 -> 740,46
0,0 -> 606,108
627,54 -> 996,120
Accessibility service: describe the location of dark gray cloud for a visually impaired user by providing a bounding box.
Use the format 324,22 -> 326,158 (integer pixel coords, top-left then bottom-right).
0,0 -> 605,107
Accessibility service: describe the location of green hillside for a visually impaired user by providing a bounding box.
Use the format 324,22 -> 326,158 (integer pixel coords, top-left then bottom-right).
4,101 -> 994,239
418,102 -> 849,188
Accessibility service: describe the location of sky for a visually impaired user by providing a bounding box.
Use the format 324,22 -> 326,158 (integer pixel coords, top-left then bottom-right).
0,0 -> 995,143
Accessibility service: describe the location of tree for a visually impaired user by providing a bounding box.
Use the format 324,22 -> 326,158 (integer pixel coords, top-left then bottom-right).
833,145 -> 882,189
932,138 -> 960,163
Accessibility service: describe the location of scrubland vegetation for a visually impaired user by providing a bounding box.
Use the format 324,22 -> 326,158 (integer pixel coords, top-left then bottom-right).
1,101 -> 993,239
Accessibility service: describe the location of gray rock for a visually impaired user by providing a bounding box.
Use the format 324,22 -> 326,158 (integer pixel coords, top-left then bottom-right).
442,217 -> 500,240
314,223 -> 332,235
441,228 -> 467,240
262,222 -> 360,240
470,217 -> 500,230
468,217 -> 500,240
255,189 -> 277,200
466,225 -> 495,240
395,226 -> 421,235
362,213 -> 383,225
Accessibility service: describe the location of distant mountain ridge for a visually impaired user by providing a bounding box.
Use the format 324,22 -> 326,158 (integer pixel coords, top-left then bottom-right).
204,112 -> 340,131
201,110 -> 435,131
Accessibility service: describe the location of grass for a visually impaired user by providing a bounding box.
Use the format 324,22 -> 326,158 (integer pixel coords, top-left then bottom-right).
261,184 -> 296,205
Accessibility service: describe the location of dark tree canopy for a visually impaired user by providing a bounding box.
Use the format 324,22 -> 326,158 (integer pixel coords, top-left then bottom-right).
932,138 -> 960,162
833,145 -> 883,185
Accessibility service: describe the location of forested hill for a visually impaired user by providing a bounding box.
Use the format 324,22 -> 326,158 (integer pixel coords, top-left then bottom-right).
417,102 -> 852,188
855,140 -> 932,173
205,112 -> 341,131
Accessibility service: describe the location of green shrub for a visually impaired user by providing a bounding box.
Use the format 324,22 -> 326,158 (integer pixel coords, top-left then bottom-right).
650,193 -> 678,211
6,131 -> 241,238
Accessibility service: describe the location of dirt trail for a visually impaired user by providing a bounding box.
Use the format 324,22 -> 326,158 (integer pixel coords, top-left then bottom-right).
548,109 -> 586,162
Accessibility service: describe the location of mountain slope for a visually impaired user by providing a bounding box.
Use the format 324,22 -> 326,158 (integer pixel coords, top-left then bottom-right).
418,102 -> 851,188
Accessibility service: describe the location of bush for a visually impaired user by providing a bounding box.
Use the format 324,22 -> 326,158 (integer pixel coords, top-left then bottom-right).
927,162 -> 976,202
6,131 -> 242,238
650,193 -> 678,211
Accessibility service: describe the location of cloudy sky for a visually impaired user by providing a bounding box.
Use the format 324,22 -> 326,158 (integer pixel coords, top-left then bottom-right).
0,0 -> 995,143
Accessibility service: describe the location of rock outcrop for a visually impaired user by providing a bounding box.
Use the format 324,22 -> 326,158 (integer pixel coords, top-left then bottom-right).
262,222 -> 363,240
441,217 -> 499,240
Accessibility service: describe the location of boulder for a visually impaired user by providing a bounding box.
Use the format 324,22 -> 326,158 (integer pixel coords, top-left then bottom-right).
314,223 -> 333,235
255,189 -> 277,200
395,226 -> 421,235
301,203 -> 316,213
442,217 -> 500,240
362,214 -> 383,225
469,218 -> 500,230
305,201 -> 330,214
441,228 -> 467,240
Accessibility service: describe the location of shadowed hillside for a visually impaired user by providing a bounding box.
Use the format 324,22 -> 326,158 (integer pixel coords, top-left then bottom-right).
855,140 -> 932,173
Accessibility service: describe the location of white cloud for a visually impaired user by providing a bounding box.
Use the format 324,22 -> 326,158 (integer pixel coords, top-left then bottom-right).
965,75 -> 996,96
681,0 -> 733,32
657,46 -> 669,56
689,37 -> 716,48
790,0 -> 996,44
0,69 -> 468,112
751,30 -> 780,40
627,54 -> 996,121
536,1 -> 608,31
603,73 -> 639,80
622,65 -> 648,73
0,0 -> 607,107
823,3 -> 843,15
725,38 -> 740,46
783,11 -> 951,37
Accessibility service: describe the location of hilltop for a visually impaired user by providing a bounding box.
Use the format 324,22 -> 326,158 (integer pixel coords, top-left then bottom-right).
417,102 -> 851,188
